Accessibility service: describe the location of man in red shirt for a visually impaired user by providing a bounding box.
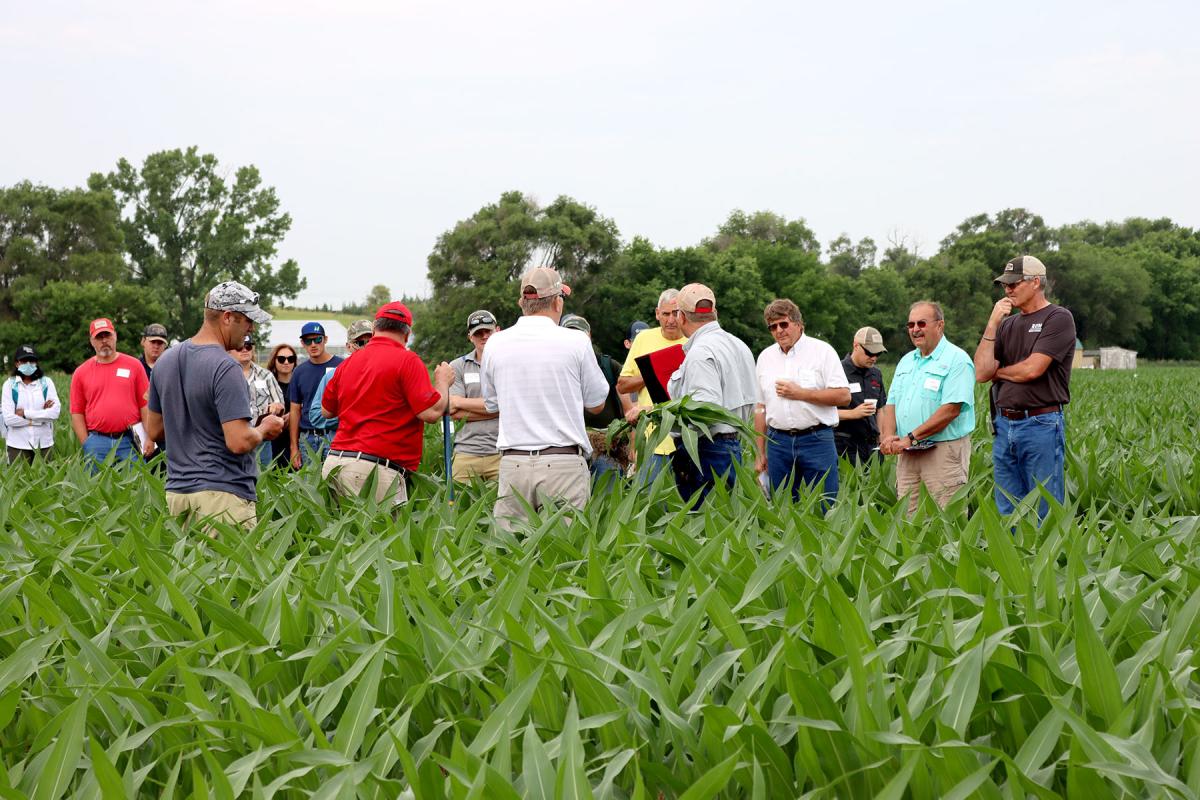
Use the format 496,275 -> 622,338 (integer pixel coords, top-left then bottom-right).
320,301 -> 454,506
70,318 -> 153,470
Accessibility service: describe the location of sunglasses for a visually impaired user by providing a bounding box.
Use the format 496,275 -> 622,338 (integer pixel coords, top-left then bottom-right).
301,336 -> 324,345
276,354 -> 297,364
237,343 -> 254,352
906,319 -> 936,330
353,336 -> 372,347
767,320 -> 791,332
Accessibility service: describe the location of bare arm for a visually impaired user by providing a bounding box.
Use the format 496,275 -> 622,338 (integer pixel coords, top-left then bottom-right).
911,403 -> 964,440
976,299 -> 1011,382
775,383 -> 852,407
71,412 -> 89,445
995,353 -> 1054,383
616,374 -> 644,394
223,419 -> 264,455
289,403 -> 301,452
754,406 -> 768,472
415,367 -> 455,424
145,409 -> 165,444
449,396 -> 499,421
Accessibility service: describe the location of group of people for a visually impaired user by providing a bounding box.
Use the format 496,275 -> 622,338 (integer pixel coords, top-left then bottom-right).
1,253 -> 1075,529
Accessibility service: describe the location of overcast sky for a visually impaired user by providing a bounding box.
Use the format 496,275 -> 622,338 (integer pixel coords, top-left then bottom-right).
3,1 -> 1197,308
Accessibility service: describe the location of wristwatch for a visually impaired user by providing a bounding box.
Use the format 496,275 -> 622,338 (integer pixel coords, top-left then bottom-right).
907,432 -> 918,445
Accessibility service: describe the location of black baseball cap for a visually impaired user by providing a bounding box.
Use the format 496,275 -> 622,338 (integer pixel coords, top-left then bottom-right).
13,345 -> 37,362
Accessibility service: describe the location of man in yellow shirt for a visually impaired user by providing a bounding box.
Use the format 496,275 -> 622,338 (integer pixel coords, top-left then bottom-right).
617,288 -> 687,482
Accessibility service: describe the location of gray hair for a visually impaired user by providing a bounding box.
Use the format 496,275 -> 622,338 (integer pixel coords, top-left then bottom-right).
682,309 -> 718,325
657,288 -> 680,308
519,295 -> 558,315
908,300 -> 944,321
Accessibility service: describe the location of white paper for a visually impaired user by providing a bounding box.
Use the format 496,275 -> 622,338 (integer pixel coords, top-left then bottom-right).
923,377 -> 941,391
849,382 -> 862,393
116,368 -> 131,378
131,422 -> 148,449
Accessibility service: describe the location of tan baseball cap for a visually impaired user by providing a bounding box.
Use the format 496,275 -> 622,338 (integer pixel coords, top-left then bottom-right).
995,255 -> 1047,285
677,283 -> 716,313
519,267 -> 571,299
853,326 -> 887,355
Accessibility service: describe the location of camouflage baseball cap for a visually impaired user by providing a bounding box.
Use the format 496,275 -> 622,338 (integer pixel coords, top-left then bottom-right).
346,319 -> 374,340
560,313 -> 591,334
205,281 -> 271,324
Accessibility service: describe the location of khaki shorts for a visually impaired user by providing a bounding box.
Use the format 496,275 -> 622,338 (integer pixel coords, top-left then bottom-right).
166,490 -> 256,531
895,434 -> 970,515
322,454 -> 408,506
494,453 -> 590,530
452,452 -> 501,482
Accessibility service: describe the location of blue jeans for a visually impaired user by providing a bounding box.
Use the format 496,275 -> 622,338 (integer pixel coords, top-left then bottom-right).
673,436 -> 742,506
766,427 -> 839,507
590,453 -> 621,496
992,411 -> 1065,520
256,442 -> 273,471
634,453 -> 672,486
301,430 -> 333,465
83,431 -> 137,471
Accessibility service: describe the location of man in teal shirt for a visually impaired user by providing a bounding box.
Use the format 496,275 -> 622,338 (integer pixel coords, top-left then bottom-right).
880,301 -> 975,514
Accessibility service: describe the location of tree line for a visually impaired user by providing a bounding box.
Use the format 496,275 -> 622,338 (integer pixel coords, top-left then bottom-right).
414,192 -> 1199,365
0,147 -> 305,371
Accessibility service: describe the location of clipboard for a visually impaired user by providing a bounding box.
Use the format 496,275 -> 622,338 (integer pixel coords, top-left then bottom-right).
634,344 -> 686,404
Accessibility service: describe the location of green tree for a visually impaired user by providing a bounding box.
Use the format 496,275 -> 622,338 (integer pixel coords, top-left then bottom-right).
364,284 -> 391,313
91,146 -> 306,337
1045,243 -> 1150,347
827,235 -> 877,279
0,182 -> 126,317
422,191 -> 622,363
0,281 -> 165,372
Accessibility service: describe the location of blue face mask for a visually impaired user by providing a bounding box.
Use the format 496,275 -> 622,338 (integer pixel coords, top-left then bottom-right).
16,363 -> 37,376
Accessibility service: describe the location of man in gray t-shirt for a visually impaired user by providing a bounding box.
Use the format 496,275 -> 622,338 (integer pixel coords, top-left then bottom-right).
448,310 -> 501,481
145,281 -> 285,530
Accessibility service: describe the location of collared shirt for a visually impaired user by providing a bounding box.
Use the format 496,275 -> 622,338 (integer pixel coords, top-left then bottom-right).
2,376 -> 61,451
839,354 -> 888,444
479,315 -> 609,454
323,337 -> 440,470
755,334 -> 848,430
69,353 -> 149,434
888,337 -> 975,441
620,326 -> 688,455
666,321 -> 757,434
244,362 -> 284,421
450,350 -> 499,456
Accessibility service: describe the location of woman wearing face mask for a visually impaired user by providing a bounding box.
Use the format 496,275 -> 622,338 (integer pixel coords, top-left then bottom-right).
2,345 -> 61,464
229,335 -> 285,470
266,343 -> 298,467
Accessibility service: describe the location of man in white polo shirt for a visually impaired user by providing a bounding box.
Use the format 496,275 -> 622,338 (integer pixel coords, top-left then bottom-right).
479,267 -> 609,529
754,298 -> 850,508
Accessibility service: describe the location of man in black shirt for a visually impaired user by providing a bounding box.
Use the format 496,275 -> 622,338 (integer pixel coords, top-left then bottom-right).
836,326 -> 888,463
974,255 -> 1076,520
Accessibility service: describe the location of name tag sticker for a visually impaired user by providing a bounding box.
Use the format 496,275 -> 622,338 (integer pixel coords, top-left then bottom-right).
923,377 -> 941,391
849,382 -> 862,393
1029,323 -> 1043,333
116,368 -> 131,378
325,367 -> 336,375
254,379 -> 267,389
465,373 -> 480,385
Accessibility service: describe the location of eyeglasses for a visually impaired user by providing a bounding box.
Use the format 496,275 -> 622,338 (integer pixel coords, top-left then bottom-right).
353,336 -> 372,347
301,336 -> 324,345
276,354 -> 297,364
767,320 -> 791,332
906,319 -> 937,330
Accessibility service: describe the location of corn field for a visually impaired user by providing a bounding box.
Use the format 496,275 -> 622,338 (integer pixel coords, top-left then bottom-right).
2,367 -> 1199,798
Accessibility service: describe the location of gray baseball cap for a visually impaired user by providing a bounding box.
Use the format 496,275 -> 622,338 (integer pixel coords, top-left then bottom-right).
205,281 -> 271,324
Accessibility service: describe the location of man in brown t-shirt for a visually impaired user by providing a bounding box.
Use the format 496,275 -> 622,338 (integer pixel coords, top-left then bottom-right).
974,255 -> 1076,520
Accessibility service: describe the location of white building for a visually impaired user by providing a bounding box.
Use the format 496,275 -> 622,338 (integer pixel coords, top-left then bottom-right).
265,320 -> 350,359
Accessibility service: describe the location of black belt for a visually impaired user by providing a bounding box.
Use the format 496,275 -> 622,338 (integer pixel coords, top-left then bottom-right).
998,405 -> 1062,420
326,449 -> 408,474
770,423 -> 830,437
711,432 -> 739,440
301,428 -> 333,435
502,445 -> 583,457
88,429 -> 130,438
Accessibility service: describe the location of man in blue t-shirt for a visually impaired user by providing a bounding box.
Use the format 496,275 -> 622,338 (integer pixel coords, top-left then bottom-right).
145,281 -> 285,530
288,322 -> 343,468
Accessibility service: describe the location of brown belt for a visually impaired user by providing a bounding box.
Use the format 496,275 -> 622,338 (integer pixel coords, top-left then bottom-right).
502,445 -> 583,457
998,405 -> 1061,420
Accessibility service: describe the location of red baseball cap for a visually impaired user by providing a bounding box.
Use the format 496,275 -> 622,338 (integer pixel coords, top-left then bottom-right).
90,318 -> 115,337
375,301 -> 413,325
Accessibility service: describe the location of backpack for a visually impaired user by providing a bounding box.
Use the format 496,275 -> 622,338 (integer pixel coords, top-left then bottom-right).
10,377 -> 48,406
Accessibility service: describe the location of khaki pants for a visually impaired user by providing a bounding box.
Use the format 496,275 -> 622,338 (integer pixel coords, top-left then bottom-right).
494,454 -> 590,530
895,434 -> 970,515
322,454 -> 408,506
452,452 -> 501,482
166,490 -> 257,530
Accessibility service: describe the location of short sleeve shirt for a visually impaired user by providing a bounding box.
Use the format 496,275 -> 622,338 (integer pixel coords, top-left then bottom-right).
755,334 -> 849,430
994,304 -> 1076,409
839,354 -> 888,444
288,355 -> 343,430
148,342 -> 258,500
69,353 -> 150,434
888,337 -> 975,441
323,337 -> 440,470
666,322 -> 758,434
620,327 -> 688,455
449,351 -> 499,455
